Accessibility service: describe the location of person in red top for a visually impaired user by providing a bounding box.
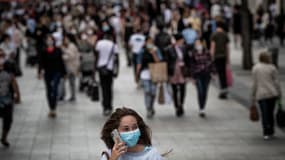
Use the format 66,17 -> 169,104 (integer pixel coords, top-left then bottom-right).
38,35 -> 66,118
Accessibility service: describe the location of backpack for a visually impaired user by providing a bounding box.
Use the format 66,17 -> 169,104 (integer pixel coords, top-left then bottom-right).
155,32 -> 171,56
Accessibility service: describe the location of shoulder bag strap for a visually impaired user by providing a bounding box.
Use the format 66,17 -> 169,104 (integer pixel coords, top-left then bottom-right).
101,151 -> 110,160
104,43 -> 115,67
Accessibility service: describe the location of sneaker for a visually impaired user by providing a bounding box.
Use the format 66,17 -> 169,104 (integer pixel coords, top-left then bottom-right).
103,109 -> 112,116
263,135 -> 270,140
199,110 -> 206,118
48,111 -> 57,118
1,139 -> 10,148
147,109 -> 155,119
176,108 -> 184,117
218,93 -> 228,99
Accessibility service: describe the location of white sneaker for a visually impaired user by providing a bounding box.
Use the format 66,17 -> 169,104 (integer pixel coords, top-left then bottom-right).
263,136 -> 270,140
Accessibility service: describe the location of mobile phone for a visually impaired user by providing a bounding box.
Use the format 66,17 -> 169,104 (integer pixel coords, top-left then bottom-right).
111,129 -> 122,143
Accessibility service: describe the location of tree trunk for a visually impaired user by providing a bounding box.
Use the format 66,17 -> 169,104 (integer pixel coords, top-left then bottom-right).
241,0 -> 253,70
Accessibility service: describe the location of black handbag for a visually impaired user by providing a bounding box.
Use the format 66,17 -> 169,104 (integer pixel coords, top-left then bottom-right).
276,99 -> 285,130
89,80 -> 99,101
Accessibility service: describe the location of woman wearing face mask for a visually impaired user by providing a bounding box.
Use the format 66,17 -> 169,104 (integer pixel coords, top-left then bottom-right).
100,107 -> 164,160
166,34 -> 190,117
38,35 -> 66,118
136,37 -> 162,118
190,39 -> 216,117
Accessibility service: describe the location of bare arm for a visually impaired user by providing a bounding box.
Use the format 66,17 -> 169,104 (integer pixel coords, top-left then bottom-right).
210,41 -> 215,60
11,76 -> 20,103
150,48 -> 160,62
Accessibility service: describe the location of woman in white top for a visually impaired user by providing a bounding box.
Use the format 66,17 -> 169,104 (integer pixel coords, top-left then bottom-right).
252,52 -> 282,140
100,107 -> 164,160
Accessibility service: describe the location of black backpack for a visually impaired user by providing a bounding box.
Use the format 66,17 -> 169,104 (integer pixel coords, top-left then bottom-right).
155,32 -> 171,55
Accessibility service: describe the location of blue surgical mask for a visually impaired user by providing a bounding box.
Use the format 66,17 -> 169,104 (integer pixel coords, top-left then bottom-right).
102,25 -> 110,32
146,44 -> 154,50
120,128 -> 141,147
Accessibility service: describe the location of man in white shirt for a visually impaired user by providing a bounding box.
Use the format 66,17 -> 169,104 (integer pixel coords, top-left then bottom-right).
128,29 -> 146,83
95,34 -> 119,116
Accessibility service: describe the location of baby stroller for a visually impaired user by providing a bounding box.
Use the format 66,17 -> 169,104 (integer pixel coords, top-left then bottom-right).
78,41 -> 95,92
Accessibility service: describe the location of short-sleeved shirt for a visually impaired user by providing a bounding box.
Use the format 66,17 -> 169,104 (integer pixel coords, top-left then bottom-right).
96,39 -> 119,70
129,34 -> 146,54
100,146 -> 164,160
211,32 -> 229,59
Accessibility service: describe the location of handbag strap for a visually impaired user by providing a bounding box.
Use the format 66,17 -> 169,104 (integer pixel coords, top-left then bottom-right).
104,43 -> 115,67
101,151 -> 110,160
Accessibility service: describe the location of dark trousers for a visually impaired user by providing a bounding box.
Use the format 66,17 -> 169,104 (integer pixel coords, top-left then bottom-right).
44,72 -> 61,110
125,46 -> 132,66
132,54 -> 139,81
258,97 -> 277,136
214,57 -> 227,90
0,105 -> 13,131
99,70 -> 113,111
171,83 -> 186,109
195,73 -> 211,110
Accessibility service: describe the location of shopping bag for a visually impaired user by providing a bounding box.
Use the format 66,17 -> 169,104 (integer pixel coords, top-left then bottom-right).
158,83 -> 165,105
148,62 -> 168,83
249,104 -> 259,122
226,64 -> 233,87
276,99 -> 285,130
163,83 -> 172,104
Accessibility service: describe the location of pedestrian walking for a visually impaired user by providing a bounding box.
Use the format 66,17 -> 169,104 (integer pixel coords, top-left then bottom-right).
166,34 -> 190,117
190,39 -> 215,118
61,35 -> 80,102
95,34 -> 119,116
0,49 -> 20,147
129,29 -> 146,85
136,36 -> 162,118
252,52 -> 282,140
100,107 -> 164,160
210,22 -> 230,99
38,35 -> 66,118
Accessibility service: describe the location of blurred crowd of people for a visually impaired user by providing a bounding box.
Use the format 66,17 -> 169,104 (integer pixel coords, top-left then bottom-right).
0,0 -> 283,148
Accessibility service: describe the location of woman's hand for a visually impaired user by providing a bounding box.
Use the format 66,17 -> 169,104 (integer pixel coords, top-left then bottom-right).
110,138 -> 127,160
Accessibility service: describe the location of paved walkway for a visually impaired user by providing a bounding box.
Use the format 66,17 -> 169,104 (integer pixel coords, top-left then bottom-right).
0,41 -> 285,160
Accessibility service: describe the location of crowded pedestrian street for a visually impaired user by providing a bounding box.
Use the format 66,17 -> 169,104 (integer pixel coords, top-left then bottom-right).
1,0 -> 285,160
0,41 -> 284,159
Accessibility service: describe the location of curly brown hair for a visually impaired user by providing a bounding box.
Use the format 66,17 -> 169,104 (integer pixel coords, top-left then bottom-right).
101,107 -> 152,149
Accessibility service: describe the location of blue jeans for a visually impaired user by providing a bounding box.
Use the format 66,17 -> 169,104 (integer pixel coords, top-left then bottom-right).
195,73 -> 211,110
258,97 -> 277,136
142,80 -> 156,110
44,72 -> 62,110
